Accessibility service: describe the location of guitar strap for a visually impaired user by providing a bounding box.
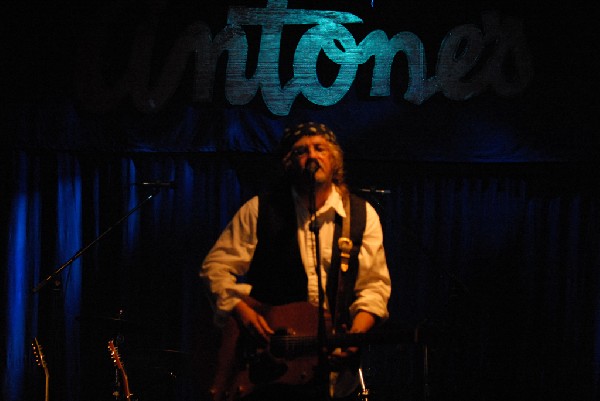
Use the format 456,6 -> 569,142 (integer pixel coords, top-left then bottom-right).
334,193 -> 353,329
330,194 -> 365,399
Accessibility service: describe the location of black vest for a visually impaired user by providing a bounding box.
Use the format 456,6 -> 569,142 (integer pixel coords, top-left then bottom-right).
247,186 -> 366,327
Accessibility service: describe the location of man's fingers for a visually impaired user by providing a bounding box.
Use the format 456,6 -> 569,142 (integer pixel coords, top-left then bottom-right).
243,313 -> 273,343
252,315 -> 273,342
257,315 -> 274,335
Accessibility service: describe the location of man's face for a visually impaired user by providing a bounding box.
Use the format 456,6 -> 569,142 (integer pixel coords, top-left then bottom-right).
288,135 -> 334,187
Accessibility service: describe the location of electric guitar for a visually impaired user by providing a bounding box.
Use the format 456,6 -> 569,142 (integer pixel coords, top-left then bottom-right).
32,337 -> 50,401
108,339 -> 133,400
208,301 -> 416,401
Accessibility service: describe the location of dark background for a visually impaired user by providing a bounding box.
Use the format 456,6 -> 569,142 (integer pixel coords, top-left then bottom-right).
2,1 -> 599,401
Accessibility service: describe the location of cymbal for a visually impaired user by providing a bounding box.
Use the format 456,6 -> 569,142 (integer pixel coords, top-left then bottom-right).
129,347 -> 191,360
127,347 -> 191,375
76,314 -> 145,329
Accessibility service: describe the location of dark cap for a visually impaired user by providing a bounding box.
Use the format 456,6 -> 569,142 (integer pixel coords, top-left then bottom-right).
279,122 -> 339,158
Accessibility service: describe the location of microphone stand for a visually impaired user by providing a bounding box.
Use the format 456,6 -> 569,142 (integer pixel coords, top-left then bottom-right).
32,186 -> 164,294
308,173 -> 329,401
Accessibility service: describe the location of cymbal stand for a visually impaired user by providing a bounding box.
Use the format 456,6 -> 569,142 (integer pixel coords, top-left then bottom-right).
357,367 -> 370,401
112,367 -> 122,400
112,309 -> 126,400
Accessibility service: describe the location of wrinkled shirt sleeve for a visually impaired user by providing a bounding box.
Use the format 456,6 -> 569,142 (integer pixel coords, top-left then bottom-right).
200,196 -> 259,325
349,201 -> 392,321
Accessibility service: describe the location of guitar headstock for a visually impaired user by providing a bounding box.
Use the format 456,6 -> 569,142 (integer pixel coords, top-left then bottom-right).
108,339 -> 133,399
108,339 -> 125,371
32,337 -> 49,374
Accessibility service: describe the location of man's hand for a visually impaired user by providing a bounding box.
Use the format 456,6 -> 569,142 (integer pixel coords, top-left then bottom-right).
232,300 -> 274,343
328,310 -> 377,367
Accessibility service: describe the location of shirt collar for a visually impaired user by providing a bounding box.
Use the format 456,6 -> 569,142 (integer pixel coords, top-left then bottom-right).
292,184 -> 347,218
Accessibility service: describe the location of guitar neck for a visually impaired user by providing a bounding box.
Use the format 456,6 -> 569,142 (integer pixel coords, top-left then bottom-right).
270,328 -> 415,358
44,374 -> 50,401
121,374 -> 132,400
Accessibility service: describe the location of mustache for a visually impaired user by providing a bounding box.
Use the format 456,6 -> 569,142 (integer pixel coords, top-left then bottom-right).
304,159 -> 320,175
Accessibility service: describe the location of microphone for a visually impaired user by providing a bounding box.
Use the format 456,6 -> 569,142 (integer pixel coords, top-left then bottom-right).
132,181 -> 176,189
304,159 -> 320,176
357,187 -> 391,195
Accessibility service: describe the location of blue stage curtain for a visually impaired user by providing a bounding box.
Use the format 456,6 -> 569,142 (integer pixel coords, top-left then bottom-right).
3,152 -> 41,401
56,154 -> 83,401
2,152 -> 599,401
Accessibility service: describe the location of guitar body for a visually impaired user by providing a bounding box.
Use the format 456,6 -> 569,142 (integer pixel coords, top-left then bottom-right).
209,302 -> 327,401
208,301 -> 417,401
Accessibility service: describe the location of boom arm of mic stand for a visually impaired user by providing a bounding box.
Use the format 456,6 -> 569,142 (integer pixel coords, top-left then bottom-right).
32,188 -> 163,293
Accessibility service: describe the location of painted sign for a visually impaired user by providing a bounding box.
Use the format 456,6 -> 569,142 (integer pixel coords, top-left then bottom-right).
76,0 -> 532,116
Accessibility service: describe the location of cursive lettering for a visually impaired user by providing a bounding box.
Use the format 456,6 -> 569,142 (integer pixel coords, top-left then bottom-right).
75,0 -> 532,116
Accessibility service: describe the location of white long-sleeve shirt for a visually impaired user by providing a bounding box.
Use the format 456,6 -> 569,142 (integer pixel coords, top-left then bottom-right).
200,185 -> 391,326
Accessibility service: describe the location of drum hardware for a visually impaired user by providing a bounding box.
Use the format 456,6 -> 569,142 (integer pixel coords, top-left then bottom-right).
357,367 -> 370,401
